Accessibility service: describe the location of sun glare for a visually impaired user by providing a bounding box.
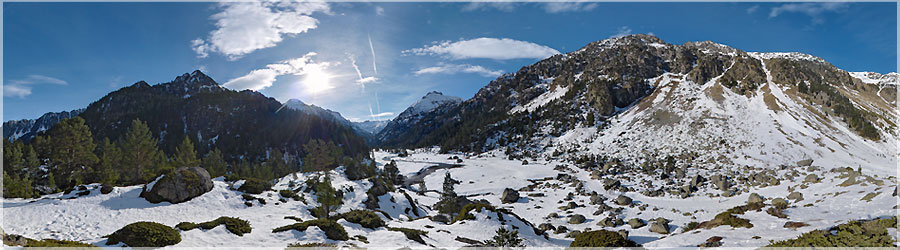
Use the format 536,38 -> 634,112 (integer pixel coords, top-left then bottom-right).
303,66 -> 333,94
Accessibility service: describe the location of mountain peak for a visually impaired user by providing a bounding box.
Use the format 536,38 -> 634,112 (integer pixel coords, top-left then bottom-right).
403,91 -> 462,117
174,70 -> 217,87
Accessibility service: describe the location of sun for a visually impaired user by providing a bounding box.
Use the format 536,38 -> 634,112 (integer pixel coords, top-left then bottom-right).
303,65 -> 333,94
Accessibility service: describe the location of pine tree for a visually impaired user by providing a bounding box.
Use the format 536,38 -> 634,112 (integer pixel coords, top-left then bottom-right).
302,139 -> 343,172
436,171 -> 461,214
315,173 -> 342,219
46,117 -> 98,188
441,172 -> 458,200
201,148 -> 227,178
3,140 -> 25,175
383,160 -> 401,185
586,112 -> 596,127
97,138 -> 121,184
119,119 -> 164,184
174,137 -> 200,167
483,227 -> 525,247
23,144 -> 41,177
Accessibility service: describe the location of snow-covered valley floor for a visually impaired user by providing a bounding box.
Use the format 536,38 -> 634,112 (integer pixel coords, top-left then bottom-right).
2,148 -> 898,248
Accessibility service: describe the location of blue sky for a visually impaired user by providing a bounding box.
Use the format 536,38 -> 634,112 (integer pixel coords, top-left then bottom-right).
3,2 -> 897,122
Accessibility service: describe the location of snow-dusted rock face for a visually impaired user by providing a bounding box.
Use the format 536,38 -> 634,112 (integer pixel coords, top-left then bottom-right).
3,108 -> 84,142
378,34 -> 896,178
377,91 -> 462,147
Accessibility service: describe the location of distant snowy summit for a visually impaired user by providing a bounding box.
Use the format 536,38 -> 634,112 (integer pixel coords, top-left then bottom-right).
402,91 -> 463,117
284,98 -> 391,139
376,91 -> 462,147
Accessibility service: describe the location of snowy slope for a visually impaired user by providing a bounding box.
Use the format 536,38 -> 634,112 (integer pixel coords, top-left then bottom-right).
3,149 -> 897,248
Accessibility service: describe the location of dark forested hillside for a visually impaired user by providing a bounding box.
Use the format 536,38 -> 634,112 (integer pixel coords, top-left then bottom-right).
78,70 -> 368,161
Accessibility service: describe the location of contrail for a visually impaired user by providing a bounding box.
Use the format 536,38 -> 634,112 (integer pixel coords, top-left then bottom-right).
349,54 -> 376,118
348,55 -> 366,89
368,34 -> 377,75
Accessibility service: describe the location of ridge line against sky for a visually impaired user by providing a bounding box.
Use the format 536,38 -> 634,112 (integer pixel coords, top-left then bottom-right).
2,1 -> 897,122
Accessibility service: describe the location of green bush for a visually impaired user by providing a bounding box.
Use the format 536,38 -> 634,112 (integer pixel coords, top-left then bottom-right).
338,210 -> 386,229
280,189 -> 301,201
387,227 -> 428,245
768,216 -> 897,247
682,221 -> 700,232
272,219 -> 349,241
698,204 -> 759,229
452,203 -> 501,223
25,239 -> 97,248
569,230 -> 638,247
699,211 -> 753,229
176,216 -> 252,236
105,221 -> 181,247
238,178 -> 272,194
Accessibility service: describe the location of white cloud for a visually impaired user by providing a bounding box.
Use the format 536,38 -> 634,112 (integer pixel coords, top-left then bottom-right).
4,85 -> 32,98
375,6 -> 384,16
371,112 -> 394,118
356,76 -> 379,85
462,2 -> 516,12
224,52 -> 332,91
543,2 -> 598,13
610,26 -> 633,39
403,37 -> 560,60
4,74 -> 68,98
414,64 -> 503,78
769,2 -> 848,24
746,5 -> 759,14
192,1 -> 329,60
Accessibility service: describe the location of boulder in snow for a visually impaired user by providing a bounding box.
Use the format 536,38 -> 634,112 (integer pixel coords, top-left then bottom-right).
140,167 -> 213,204
501,188 -> 520,203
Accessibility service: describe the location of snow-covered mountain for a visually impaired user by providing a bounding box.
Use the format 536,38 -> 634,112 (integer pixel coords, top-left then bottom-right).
352,120 -> 390,134
3,108 -> 85,142
283,98 -> 388,141
382,34 -> 897,174
377,91 -> 462,147
283,98 -> 354,127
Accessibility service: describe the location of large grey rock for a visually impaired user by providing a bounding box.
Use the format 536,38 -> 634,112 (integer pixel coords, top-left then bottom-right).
568,214 -> 586,224
603,179 -> 621,190
796,159 -> 813,167
628,218 -> 646,229
787,191 -> 804,201
615,195 -> 633,206
538,223 -> 556,232
649,222 -> 670,234
100,183 -> 114,194
772,198 -> 789,209
501,188 -> 520,203
431,214 -> 450,224
804,174 -> 819,183
589,193 -> 605,205
748,193 -> 764,204
140,167 -> 213,204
